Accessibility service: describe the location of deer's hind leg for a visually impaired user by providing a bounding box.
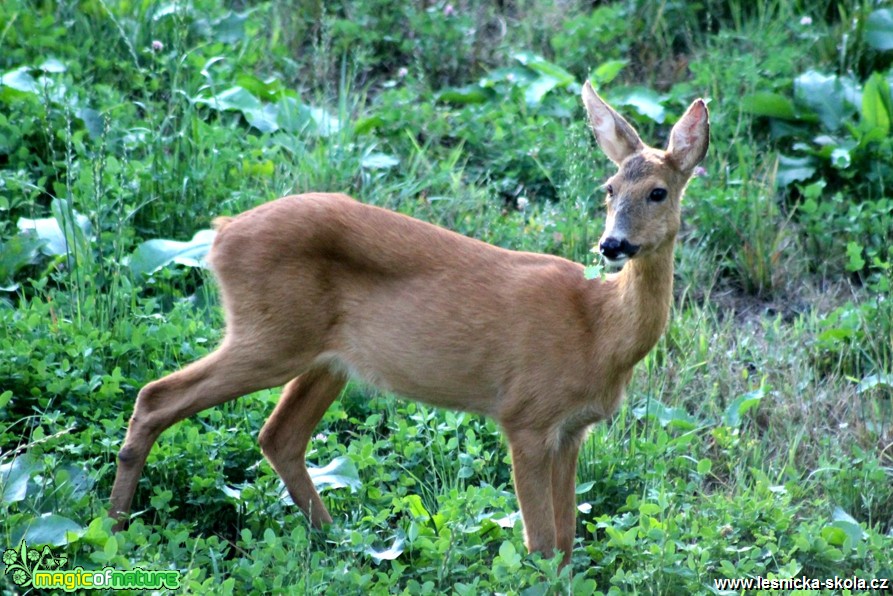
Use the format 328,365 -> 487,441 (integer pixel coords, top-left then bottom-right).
110,339 -> 303,528
258,367 -> 347,527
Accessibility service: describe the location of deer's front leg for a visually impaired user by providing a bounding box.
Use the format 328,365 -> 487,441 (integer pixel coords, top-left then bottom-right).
506,427 -> 557,556
551,432 -> 585,567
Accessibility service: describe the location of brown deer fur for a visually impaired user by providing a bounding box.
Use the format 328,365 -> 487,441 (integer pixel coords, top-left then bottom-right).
110,82 -> 709,567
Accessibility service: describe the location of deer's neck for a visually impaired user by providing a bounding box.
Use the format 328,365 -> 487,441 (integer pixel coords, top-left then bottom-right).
602,241 -> 676,368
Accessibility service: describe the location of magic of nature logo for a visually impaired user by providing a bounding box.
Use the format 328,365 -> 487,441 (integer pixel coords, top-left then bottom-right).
2,539 -> 181,592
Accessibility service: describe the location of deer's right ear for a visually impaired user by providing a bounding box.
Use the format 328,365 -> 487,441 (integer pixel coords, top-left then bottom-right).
666,99 -> 710,175
582,81 -> 643,165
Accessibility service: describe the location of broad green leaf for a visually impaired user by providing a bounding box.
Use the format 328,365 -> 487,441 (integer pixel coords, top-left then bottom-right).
354,115 -> 384,135
51,198 -> 93,267
524,75 -> 561,107
77,107 -> 104,139
221,485 -> 241,500
90,533 -> 119,564
276,97 -> 340,137
193,86 -> 262,112
0,232 -> 45,290
366,533 -> 405,563
493,510 -> 521,529
55,464 -> 93,501
632,398 -> 699,430
308,456 -> 361,492
616,88 -> 666,123
404,494 -> 431,520
1,67 -> 38,94
212,11 -> 249,44
38,58 -> 66,73
723,389 -> 765,427
497,540 -> 522,568
865,8 -> 893,51
235,73 -> 288,101
521,584 -> 549,596
821,525 -> 848,546
845,241 -> 865,272
129,229 -> 216,276
817,326 -> 855,343
361,153 -> 400,170
17,201 -> 91,257
856,373 -> 893,393
480,66 -> 536,88
513,52 -> 575,85
639,502 -> 661,516
13,513 -> 84,547
776,154 -> 816,187
153,2 -> 191,20
570,578 -> 598,594
436,84 -> 494,105
831,506 -> 862,528
0,456 -> 36,503
244,103 -> 280,133
591,60 -> 627,85
741,92 -> 797,120
80,516 -> 111,546
861,72 -> 891,136
575,480 -> 596,495
794,71 -> 859,130
277,96 -> 313,133
822,509 -> 863,548
304,105 -> 340,137
697,458 -> 713,475
618,526 -> 638,547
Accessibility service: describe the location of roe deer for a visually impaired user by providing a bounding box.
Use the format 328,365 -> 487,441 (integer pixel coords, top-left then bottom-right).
110,82 -> 709,567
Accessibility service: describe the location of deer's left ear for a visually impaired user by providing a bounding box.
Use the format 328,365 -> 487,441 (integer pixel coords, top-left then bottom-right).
666,99 -> 709,175
582,81 -> 644,165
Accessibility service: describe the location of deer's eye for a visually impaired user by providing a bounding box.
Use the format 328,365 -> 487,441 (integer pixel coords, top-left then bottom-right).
649,188 -> 668,202
605,184 -> 614,197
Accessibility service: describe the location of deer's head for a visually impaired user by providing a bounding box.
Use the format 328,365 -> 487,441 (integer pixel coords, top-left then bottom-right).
582,82 -> 709,268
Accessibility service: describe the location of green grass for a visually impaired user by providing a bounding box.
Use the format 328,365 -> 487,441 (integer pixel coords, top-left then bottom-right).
2,0 -> 892,594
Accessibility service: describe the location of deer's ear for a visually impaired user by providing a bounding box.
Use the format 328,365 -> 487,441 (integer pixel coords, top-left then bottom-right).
666,99 -> 709,174
582,81 -> 643,165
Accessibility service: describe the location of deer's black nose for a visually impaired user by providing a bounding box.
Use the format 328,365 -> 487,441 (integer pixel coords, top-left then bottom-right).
599,237 -> 640,261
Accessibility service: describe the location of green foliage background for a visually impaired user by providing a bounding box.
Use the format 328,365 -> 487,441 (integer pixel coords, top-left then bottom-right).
1,0 -> 892,593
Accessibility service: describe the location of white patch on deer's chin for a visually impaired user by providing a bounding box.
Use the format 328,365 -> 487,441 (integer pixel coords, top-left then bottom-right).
602,255 -> 629,270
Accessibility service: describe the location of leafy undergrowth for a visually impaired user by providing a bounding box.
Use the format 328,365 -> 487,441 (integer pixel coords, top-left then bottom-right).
2,0 -> 893,594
